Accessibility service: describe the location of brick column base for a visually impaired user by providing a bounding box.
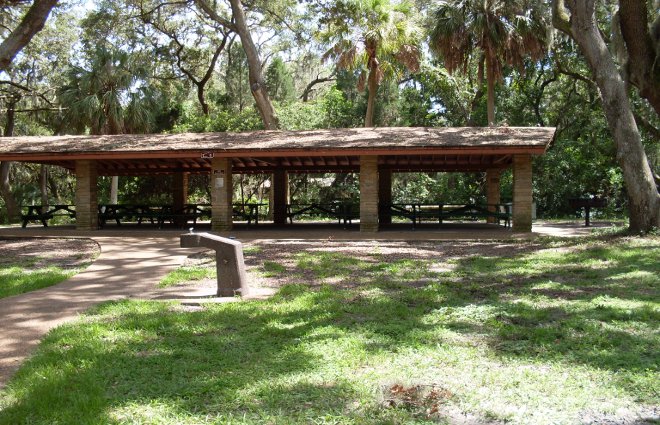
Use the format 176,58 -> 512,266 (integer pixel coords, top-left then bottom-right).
512,155 -> 533,232
75,160 -> 98,230
360,156 -> 379,232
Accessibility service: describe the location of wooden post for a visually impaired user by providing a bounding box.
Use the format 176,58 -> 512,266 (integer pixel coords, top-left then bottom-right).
173,172 -> 189,211
273,169 -> 288,225
512,155 -> 533,232
486,169 -> 501,224
211,157 -> 233,231
360,155 -> 379,232
75,160 -> 98,231
378,168 -> 392,225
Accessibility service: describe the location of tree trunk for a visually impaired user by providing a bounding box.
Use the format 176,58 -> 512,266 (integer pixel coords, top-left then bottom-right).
228,0 -> 279,130
40,165 -> 49,207
0,0 -> 59,71
0,105 -> 20,222
486,55 -> 496,126
110,176 -> 118,204
365,65 -> 378,127
560,0 -> 660,232
617,0 -> 660,117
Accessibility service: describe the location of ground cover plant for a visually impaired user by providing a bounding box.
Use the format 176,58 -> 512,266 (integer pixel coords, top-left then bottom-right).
0,234 -> 657,424
0,238 -> 99,299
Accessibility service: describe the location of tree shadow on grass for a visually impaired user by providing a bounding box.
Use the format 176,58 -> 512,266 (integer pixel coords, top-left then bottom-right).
0,293 -> 364,424
1,237 -> 657,423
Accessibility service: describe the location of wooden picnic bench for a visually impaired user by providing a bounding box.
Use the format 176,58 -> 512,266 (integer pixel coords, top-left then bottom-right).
158,205 -> 205,228
97,203 -> 262,228
21,205 -> 76,228
232,203 -> 263,226
384,203 -> 511,229
286,203 -> 359,227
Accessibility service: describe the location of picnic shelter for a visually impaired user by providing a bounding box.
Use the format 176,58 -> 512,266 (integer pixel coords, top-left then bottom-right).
0,126 -> 556,232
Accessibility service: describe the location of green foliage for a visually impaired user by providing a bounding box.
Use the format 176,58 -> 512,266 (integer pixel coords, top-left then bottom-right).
172,103 -> 264,133
393,172 -> 484,203
265,57 -> 296,103
277,101 -> 325,130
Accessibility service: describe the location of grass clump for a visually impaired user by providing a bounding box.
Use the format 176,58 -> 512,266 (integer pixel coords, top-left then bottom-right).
0,236 -> 657,424
0,267 -> 78,299
158,266 -> 215,288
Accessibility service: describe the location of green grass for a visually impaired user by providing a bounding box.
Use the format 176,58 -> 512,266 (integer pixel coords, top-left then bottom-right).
262,260 -> 286,277
158,266 -> 216,288
0,236 -> 658,424
0,266 -> 80,299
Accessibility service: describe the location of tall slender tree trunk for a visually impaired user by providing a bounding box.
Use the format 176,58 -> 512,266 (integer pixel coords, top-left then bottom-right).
365,65 -> 379,127
555,0 -> 660,232
486,55 -> 496,126
110,176 -> 119,204
0,104 -> 20,222
228,0 -> 279,130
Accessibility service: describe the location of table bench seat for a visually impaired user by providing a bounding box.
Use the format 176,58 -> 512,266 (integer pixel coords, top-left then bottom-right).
385,203 -> 511,229
21,205 -> 76,228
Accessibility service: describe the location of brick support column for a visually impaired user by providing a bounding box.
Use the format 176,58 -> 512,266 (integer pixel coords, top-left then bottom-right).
211,157 -> 233,231
359,156 -> 379,232
378,168 -> 392,225
486,169 -> 501,224
512,154 -> 533,232
75,160 -> 98,231
172,172 -> 189,212
272,169 -> 288,225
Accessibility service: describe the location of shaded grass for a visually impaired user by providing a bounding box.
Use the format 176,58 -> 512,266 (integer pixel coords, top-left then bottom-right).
0,236 -> 658,424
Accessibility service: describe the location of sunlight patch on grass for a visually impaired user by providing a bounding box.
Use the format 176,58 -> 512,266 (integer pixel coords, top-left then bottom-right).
158,266 -> 215,288
0,266 -> 77,299
262,261 -> 286,277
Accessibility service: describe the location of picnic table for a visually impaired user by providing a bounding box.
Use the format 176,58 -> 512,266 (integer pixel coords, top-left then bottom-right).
568,197 -> 606,227
98,203 -> 263,228
286,203 -> 359,227
383,203 -> 511,229
21,205 -> 76,228
233,203 -> 264,226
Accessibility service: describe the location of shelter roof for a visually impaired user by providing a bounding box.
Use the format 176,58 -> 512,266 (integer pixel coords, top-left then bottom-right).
0,126 -> 555,175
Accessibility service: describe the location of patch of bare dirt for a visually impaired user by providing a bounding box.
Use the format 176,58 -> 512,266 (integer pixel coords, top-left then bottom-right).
0,237 -> 100,269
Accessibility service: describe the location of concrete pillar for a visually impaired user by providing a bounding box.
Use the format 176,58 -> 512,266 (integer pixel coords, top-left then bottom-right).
359,155 -> 379,232
272,169 -> 288,225
512,154 -> 533,232
211,157 -> 233,231
75,160 -> 98,231
172,172 -> 189,211
378,168 -> 392,225
486,169 -> 501,224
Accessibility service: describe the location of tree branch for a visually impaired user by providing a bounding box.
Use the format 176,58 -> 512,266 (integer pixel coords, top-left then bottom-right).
0,0 -> 58,71
193,0 -> 235,31
301,71 -> 336,102
551,0 -> 572,36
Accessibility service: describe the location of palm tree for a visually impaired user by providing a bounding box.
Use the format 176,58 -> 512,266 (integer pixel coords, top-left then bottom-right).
320,0 -> 421,127
60,47 -> 155,202
429,0 -> 550,126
